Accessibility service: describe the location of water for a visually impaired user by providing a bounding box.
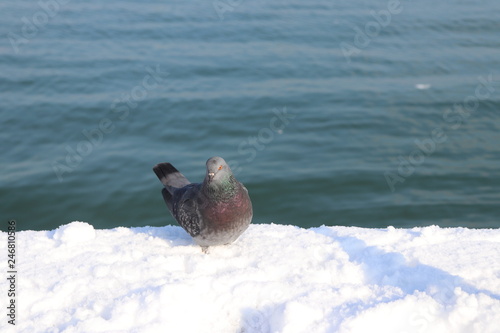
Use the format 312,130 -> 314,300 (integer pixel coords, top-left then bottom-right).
1,0 -> 499,231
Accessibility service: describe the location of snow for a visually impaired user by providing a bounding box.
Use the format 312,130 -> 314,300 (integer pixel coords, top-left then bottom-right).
2,222 -> 499,333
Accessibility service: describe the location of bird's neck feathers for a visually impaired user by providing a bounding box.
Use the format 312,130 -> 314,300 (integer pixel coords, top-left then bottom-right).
204,173 -> 238,199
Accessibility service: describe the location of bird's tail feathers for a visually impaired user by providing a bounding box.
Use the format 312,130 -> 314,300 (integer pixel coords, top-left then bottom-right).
161,188 -> 173,211
153,163 -> 191,190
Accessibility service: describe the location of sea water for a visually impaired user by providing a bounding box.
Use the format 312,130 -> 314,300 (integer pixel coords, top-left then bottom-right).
1,0 -> 499,231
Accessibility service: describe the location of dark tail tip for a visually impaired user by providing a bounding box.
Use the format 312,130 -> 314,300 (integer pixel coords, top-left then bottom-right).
153,162 -> 179,186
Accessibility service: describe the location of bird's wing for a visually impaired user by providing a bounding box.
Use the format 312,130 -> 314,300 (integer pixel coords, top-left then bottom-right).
172,184 -> 204,237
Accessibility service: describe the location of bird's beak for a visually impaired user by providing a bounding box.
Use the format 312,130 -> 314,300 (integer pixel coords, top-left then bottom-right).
208,172 -> 215,182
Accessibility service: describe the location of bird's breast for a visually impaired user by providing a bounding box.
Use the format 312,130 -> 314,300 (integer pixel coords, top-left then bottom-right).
204,191 -> 252,227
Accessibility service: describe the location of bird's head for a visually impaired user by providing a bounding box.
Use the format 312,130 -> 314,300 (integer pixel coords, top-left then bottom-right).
205,156 -> 232,184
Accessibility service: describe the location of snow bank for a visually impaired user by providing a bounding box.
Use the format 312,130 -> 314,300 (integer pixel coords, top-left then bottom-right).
1,222 -> 499,333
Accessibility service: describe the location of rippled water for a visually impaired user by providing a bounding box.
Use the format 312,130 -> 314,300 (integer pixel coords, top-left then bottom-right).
1,0 -> 499,231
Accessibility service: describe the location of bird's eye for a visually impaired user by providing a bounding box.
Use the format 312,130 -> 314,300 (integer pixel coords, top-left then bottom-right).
218,165 -> 223,170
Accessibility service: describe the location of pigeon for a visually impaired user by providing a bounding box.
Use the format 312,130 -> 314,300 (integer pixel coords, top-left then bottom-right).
153,156 -> 253,249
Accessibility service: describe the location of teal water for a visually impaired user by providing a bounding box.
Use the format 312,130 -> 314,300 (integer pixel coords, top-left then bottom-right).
1,0 -> 499,231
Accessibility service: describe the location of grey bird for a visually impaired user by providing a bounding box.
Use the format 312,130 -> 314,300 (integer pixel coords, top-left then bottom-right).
153,156 -> 253,249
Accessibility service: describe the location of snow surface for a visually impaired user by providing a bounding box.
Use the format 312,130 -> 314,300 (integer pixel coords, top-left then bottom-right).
2,222 -> 500,333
